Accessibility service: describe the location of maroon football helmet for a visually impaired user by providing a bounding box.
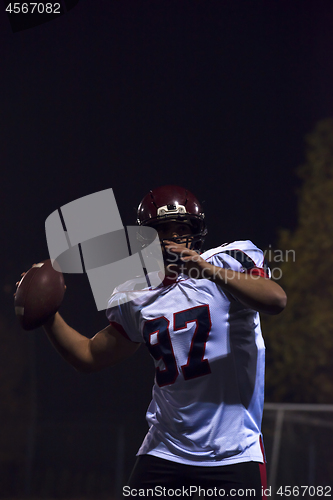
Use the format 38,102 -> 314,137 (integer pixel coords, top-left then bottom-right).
137,185 -> 207,251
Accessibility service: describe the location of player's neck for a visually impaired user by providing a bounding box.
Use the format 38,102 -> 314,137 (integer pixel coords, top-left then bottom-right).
164,264 -> 182,278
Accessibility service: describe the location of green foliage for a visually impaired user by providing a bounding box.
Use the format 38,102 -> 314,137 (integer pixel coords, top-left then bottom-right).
262,118 -> 333,403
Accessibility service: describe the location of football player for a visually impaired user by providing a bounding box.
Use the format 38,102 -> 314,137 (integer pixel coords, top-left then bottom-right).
42,185 -> 287,499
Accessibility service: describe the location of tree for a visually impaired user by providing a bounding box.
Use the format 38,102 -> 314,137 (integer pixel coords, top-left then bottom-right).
262,118 -> 333,403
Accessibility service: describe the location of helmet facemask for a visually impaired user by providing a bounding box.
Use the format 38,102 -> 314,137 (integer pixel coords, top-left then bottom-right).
149,218 -> 206,267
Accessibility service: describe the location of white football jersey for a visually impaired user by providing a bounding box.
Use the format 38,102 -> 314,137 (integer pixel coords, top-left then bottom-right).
106,240 -> 268,466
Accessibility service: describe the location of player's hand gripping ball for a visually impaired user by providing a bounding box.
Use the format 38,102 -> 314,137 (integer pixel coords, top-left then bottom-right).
14,260 -> 66,330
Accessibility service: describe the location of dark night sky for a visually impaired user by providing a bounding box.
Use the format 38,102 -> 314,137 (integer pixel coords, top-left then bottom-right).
1,0 -> 333,465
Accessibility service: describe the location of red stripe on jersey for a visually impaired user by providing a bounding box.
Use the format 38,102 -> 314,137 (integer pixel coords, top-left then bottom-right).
246,267 -> 269,279
259,462 -> 267,498
259,436 -> 267,498
162,275 -> 178,286
110,321 -> 132,341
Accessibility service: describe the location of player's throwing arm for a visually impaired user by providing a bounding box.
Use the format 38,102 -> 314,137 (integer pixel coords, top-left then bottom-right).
14,262 -> 140,372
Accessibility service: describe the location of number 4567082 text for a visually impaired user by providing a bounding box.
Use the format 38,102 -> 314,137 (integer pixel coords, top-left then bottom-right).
6,3 -> 61,14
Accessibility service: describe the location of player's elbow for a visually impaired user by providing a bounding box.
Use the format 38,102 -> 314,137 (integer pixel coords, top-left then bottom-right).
75,359 -> 118,373
266,289 -> 287,315
68,351 -> 106,374
66,358 -> 96,374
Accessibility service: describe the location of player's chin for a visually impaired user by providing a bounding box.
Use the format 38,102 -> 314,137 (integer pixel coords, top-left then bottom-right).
165,261 -> 186,275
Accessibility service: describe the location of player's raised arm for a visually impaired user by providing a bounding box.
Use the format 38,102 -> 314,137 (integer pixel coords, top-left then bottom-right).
43,313 -> 140,373
165,242 -> 287,315
210,268 -> 287,314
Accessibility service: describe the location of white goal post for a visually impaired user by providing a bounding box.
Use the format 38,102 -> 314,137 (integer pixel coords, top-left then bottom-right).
263,403 -> 333,498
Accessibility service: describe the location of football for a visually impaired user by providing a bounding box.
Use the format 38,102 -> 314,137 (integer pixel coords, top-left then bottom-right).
14,259 -> 66,330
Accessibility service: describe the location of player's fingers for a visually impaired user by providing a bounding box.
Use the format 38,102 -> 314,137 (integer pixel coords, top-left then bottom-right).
16,271 -> 27,284
17,263 -> 37,283
16,276 -> 24,286
180,249 -> 198,259
166,243 -> 187,252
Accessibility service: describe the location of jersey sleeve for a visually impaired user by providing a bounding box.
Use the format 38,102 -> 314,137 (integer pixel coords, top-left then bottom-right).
203,240 -> 271,278
106,289 -> 144,343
